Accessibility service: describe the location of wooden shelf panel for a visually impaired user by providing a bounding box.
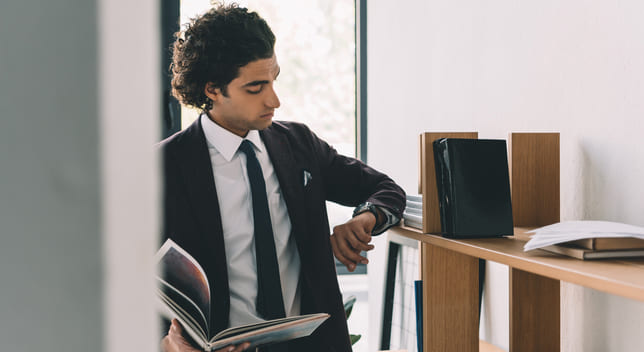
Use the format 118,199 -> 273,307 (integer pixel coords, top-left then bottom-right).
379,340 -> 506,352
391,226 -> 644,302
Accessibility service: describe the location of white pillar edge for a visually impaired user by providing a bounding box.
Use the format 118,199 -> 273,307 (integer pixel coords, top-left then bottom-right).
98,0 -> 161,350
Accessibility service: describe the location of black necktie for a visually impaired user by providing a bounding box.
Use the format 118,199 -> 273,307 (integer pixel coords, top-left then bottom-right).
239,140 -> 286,321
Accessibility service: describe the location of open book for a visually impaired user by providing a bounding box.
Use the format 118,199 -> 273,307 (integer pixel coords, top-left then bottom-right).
156,239 -> 329,351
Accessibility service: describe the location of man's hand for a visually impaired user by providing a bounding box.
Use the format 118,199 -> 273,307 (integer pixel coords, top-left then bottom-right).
161,319 -> 251,352
330,212 -> 377,272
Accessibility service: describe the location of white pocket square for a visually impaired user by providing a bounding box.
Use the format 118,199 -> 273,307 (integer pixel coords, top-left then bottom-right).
303,170 -> 312,186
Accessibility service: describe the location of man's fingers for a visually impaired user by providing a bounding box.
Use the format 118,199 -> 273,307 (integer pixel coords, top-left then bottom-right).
233,342 -> 251,351
216,342 -> 252,352
334,225 -> 372,252
338,239 -> 368,266
345,218 -> 374,248
352,226 -> 373,244
331,235 -> 357,271
350,236 -> 373,252
336,235 -> 366,264
169,319 -> 182,335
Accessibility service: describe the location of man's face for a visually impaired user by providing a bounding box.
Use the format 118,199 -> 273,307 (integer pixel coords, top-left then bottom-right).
205,54 -> 281,137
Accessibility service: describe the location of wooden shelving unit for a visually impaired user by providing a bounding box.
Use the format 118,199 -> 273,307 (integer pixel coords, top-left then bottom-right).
393,226 -> 644,303
400,132 -> 644,352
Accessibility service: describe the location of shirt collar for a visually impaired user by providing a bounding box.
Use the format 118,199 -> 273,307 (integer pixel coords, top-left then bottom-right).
200,113 -> 265,162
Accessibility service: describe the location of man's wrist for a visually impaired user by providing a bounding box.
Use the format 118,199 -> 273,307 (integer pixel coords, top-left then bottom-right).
353,202 -> 399,235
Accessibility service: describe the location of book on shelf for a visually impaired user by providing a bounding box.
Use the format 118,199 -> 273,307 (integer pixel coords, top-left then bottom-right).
405,206 -> 422,216
523,221 -> 644,252
156,239 -> 329,351
567,237 -> 644,251
406,194 -> 422,211
402,193 -> 423,230
414,280 -> 423,352
403,212 -> 422,225
403,217 -> 423,230
406,200 -> 422,211
432,138 -> 514,238
541,244 -> 644,260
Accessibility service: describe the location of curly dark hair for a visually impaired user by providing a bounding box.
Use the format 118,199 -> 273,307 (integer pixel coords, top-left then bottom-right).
170,3 -> 276,110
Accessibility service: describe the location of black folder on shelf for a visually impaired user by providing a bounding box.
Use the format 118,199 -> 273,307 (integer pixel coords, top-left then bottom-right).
433,138 -> 514,238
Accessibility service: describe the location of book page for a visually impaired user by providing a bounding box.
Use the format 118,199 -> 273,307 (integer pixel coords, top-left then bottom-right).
157,280 -> 208,338
156,239 -> 211,336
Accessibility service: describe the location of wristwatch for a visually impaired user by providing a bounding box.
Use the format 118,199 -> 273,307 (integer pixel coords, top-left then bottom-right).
353,202 -> 381,226
353,202 -> 400,235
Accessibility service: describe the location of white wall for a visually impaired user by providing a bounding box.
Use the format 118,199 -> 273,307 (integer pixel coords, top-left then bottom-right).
367,0 -> 644,351
0,0 -> 159,350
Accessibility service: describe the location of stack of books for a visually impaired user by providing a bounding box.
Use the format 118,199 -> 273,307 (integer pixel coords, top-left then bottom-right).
524,221 -> 644,260
403,194 -> 423,230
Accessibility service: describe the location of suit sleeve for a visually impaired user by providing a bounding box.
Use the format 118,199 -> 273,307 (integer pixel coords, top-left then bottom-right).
304,125 -> 406,226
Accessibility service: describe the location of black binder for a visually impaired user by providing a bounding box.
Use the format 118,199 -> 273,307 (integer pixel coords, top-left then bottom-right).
433,138 -> 514,238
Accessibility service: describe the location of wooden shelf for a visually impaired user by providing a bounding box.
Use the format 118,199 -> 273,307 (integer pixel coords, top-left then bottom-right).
406,132 -> 644,351
393,226 -> 644,303
379,340 -> 505,352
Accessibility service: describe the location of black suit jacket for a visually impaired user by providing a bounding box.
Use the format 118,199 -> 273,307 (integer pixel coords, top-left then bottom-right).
159,118 -> 405,351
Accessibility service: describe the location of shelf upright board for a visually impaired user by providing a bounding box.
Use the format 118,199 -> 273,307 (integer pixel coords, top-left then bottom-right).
418,132 -> 478,234
508,132 -> 561,352
509,132 -> 560,227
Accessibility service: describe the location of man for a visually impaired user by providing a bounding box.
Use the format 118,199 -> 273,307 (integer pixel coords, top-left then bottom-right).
159,4 -> 405,351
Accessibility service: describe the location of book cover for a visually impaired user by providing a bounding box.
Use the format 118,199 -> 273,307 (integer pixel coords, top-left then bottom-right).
432,138 -> 514,238
565,237 -> 644,251
414,280 -> 423,352
542,244 -> 644,260
156,239 -> 329,351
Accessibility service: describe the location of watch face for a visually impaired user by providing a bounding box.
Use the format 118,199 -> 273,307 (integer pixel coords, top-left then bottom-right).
354,202 -> 375,217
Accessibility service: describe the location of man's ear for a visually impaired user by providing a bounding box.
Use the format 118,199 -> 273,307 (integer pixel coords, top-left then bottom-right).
204,82 -> 220,102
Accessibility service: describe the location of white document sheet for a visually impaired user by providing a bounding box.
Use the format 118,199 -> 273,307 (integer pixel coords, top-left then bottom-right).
523,221 -> 644,251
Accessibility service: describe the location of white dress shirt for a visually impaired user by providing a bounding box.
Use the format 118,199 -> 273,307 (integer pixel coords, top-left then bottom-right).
201,115 -> 302,327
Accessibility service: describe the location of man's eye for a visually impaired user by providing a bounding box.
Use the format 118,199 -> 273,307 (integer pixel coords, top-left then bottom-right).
247,88 -> 262,94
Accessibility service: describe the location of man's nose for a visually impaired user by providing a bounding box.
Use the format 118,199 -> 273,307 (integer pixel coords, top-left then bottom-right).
265,85 -> 280,109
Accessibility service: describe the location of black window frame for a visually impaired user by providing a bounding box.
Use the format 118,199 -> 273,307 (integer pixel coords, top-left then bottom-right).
161,0 -> 181,139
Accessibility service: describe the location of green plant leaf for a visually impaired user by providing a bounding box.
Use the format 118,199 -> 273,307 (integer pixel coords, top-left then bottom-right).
350,334 -> 361,345
343,295 -> 357,319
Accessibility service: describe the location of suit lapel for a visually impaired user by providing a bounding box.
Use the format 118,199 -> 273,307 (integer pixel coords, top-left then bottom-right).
176,118 -> 230,332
